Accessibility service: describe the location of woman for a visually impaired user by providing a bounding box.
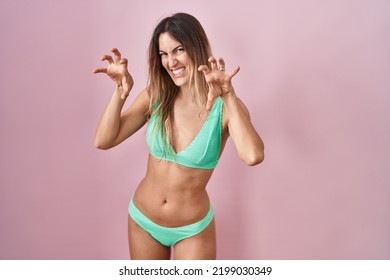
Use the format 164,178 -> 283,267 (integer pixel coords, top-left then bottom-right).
93,13 -> 264,260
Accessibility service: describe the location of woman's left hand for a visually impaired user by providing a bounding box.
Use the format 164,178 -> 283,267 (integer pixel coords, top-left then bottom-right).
198,56 -> 240,111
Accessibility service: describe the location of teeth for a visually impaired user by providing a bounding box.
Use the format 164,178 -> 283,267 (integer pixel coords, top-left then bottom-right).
172,68 -> 185,76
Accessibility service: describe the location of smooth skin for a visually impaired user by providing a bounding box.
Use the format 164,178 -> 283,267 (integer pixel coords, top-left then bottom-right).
94,33 -> 264,259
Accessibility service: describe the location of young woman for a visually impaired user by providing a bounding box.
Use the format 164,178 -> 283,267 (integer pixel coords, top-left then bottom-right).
94,13 -> 264,260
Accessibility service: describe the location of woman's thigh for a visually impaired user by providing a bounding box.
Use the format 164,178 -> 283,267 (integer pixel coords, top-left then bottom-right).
173,218 -> 216,260
128,215 -> 171,260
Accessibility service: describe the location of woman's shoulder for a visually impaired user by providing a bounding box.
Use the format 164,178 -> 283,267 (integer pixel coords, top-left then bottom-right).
125,88 -> 150,117
131,87 -> 149,103
137,87 -> 150,99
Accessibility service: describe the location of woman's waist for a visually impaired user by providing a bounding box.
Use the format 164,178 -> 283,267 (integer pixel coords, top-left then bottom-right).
132,181 -> 211,227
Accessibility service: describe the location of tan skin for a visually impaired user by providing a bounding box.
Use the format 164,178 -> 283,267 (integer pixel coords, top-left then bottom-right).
94,33 -> 264,259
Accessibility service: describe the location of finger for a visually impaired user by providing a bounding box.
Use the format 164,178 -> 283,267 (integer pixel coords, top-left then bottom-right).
121,92 -> 129,100
121,75 -> 128,89
228,66 -> 240,78
198,65 -> 210,75
206,91 -> 216,111
208,56 -> 217,71
119,58 -> 128,67
217,57 -> 226,71
93,68 -> 107,74
111,48 -> 121,62
121,75 -> 130,99
101,55 -> 114,64
121,89 -> 129,100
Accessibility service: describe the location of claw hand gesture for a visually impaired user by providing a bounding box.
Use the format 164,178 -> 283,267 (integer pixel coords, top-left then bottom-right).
198,56 -> 240,111
93,48 -> 134,99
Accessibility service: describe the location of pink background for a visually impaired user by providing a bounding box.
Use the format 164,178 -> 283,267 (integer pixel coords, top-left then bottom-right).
1,0 -> 389,259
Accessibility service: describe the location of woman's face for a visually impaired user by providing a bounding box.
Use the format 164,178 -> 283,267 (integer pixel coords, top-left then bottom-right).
158,32 -> 191,87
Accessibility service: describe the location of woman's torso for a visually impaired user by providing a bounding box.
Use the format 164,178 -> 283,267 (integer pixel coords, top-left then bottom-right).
133,97 -> 229,227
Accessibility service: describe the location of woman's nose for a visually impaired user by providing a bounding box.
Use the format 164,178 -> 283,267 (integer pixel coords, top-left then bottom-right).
168,55 -> 177,67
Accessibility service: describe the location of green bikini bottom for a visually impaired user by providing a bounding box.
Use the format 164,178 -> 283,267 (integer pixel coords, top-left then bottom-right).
128,199 -> 214,247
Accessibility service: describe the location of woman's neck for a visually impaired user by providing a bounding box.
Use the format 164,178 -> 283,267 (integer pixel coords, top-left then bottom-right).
177,86 -> 196,103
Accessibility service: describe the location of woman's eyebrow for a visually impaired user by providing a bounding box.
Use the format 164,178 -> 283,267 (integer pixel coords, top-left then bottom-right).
159,45 -> 183,53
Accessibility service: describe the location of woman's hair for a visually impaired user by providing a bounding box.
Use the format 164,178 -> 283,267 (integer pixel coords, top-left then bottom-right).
146,13 -> 212,153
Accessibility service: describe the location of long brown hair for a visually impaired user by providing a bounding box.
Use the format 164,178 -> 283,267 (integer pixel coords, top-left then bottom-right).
147,13 -> 212,153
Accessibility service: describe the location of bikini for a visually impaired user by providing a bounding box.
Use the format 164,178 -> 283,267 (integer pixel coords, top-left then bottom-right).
128,97 -> 223,246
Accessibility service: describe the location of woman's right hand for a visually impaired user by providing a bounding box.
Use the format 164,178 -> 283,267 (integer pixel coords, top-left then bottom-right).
93,48 -> 134,99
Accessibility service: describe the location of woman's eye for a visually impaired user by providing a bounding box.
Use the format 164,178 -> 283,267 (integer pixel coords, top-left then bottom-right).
177,48 -> 184,53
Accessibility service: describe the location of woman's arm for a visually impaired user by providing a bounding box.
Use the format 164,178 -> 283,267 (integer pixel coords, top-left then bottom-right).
222,89 -> 264,165
199,56 -> 264,165
93,48 -> 149,150
94,87 -> 149,150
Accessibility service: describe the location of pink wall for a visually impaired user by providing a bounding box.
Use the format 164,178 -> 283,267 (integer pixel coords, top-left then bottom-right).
1,0 -> 389,259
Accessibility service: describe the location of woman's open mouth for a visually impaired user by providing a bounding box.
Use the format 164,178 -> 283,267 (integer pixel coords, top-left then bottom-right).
171,67 -> 186,78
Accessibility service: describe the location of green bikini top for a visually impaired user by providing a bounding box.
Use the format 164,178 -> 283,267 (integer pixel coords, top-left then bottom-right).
146,97 -> 223,169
